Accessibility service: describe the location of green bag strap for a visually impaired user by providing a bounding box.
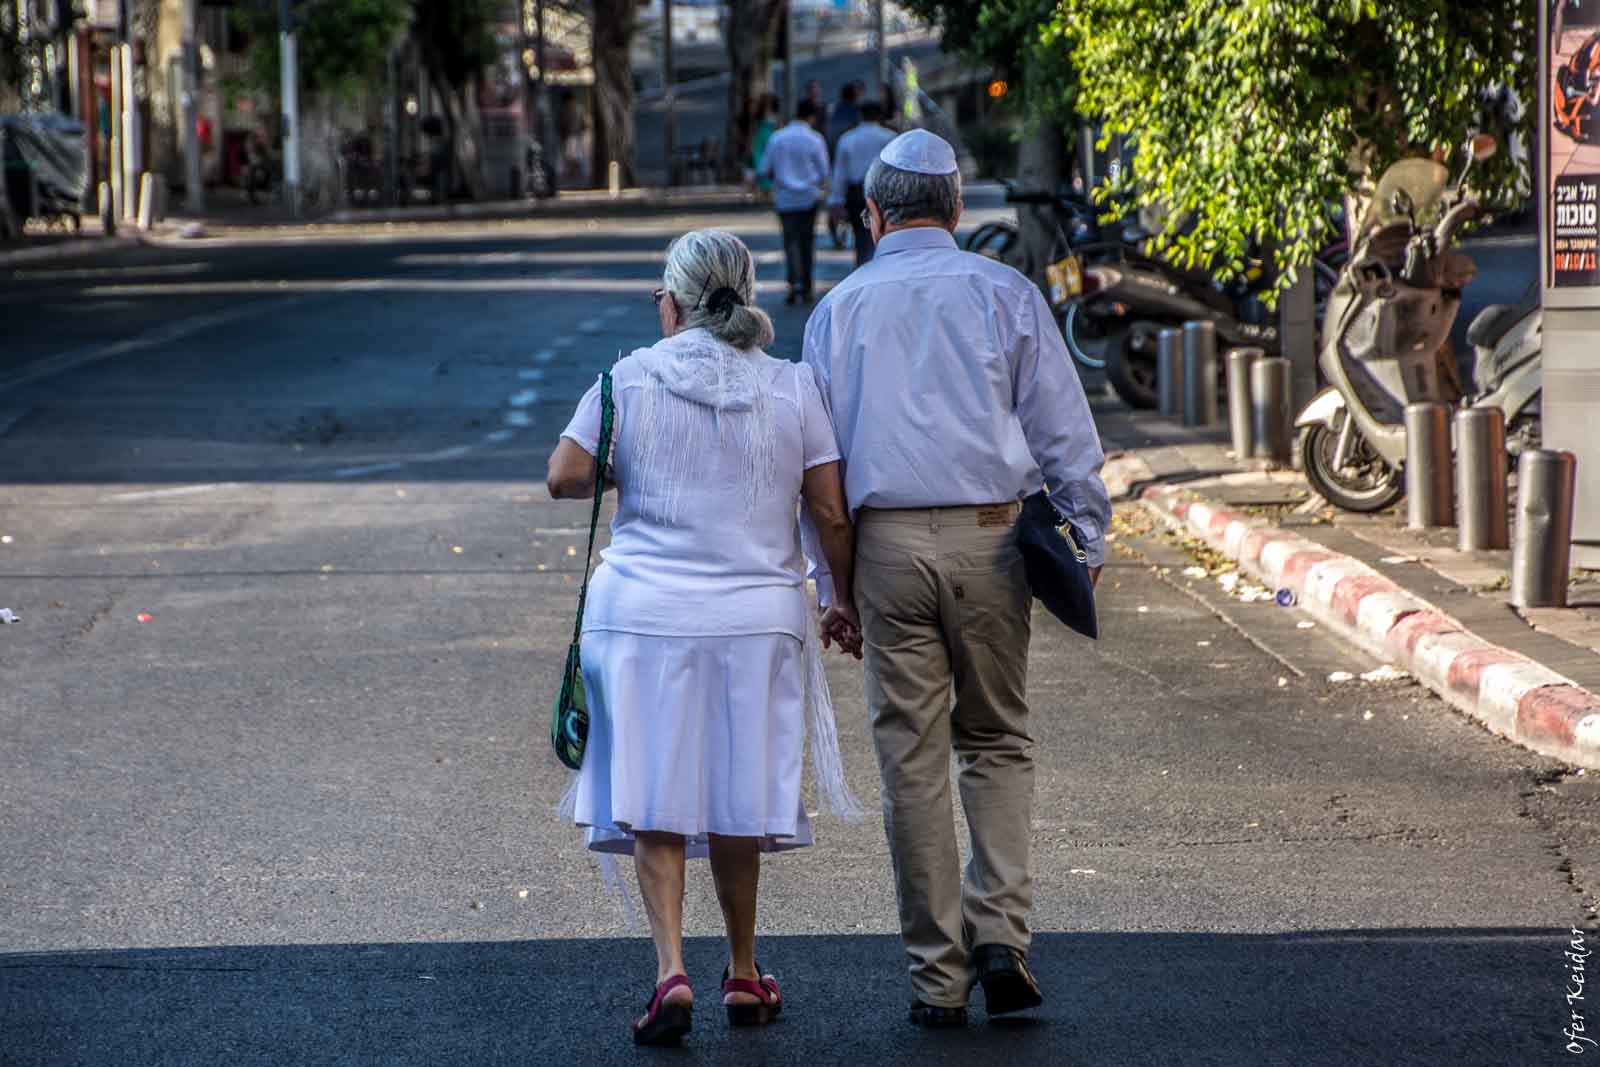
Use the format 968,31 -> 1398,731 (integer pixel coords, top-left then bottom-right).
570,371 -> 614,646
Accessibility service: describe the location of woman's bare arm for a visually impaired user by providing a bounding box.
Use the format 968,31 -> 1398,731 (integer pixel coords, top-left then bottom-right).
546,438 -> 599,499
801,460 -> 853,610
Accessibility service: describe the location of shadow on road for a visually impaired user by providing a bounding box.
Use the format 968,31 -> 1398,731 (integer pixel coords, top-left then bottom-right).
0,927 -> 1563,1064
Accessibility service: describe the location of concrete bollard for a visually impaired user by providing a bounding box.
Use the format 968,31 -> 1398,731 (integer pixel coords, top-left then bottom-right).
1249,356 -> 1292,468
1157,328 -> 1183,418
1456,407 -> 1509,551
137,172 -> 155,230
608,160 -> 621,197
1511,449 -> 1578,609
1182,320 -> 1219,427
98,182 -> 115,237
1404,401 -> 1454,529
1226,347 -> 1263,462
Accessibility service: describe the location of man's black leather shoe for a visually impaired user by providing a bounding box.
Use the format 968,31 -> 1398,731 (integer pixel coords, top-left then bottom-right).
908,1000 -> 968,1029
973,944 -> 1044,1016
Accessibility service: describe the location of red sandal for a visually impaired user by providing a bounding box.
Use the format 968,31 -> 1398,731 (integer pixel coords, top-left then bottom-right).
721,965 -> 782,1027
633,974 -> 693,1046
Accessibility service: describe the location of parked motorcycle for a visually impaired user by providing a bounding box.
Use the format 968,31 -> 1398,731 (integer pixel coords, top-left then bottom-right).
1294,135 -> 1538,512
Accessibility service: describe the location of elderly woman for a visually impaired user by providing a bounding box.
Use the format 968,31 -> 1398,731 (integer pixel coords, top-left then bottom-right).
547,229 -> 863,1046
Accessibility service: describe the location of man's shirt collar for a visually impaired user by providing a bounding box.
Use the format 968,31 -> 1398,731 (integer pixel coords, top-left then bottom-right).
874,227 -> 958,258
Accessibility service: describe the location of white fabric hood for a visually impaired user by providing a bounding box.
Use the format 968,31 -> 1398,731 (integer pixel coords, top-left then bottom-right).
633,328 -> 762,412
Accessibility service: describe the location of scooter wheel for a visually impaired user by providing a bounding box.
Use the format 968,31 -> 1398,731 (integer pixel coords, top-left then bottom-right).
1299,423 -> 1404,513
1106,333 -> 1159,410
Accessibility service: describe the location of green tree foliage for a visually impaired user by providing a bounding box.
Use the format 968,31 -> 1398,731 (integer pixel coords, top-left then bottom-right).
232,0 -> 411,99
1049,0 -> 1533,289
902,0 -> 1075,121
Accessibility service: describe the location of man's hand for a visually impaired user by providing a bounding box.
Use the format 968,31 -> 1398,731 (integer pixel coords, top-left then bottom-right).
819,603 -> 864,660
1089,565 -> 1103,589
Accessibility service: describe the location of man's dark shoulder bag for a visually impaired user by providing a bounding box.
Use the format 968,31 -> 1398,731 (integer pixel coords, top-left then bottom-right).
1016,490 -> 1098,640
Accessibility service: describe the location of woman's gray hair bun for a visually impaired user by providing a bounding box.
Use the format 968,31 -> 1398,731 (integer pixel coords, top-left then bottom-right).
663,229 -> 774,350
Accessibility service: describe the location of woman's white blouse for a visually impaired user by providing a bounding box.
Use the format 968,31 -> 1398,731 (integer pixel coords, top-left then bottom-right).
561,328 -> 841,641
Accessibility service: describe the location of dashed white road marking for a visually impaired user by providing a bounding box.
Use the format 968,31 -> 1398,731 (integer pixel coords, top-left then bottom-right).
518,368 -> 546,380
421,444 -> 475,461
576,318 -> 605,333
504,410 -> 534,428
534,349 -> 556,363
334,461 -> 405,478
483,428 -> 516,444
552,336 -> 577,348
603,305 -> 629,318
509,389 -> 539,407
108,483 -> 237,501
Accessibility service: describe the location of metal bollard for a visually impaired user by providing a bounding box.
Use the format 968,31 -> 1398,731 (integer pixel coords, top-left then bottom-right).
1404,402 -> 1454,529
1157,329 -> 1183,418
137,172 -> 155,230
1511,449 -> 1578,609
1182,320 -> 1219,427
1456,407 -> 1509,551
1226,347 -> 1263,462
1249,356 -> 1292,468
98,182 -> 115,237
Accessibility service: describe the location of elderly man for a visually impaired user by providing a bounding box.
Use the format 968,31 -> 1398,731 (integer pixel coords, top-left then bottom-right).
802,130 -> 1110,1028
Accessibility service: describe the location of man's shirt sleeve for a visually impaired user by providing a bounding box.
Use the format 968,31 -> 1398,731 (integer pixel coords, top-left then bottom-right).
799,306 -> 838,607
1010,282 -> 1112,567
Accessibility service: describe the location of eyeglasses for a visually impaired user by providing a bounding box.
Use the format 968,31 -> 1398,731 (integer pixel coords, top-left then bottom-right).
651,288 -> 667,306
860,208 -> 872,230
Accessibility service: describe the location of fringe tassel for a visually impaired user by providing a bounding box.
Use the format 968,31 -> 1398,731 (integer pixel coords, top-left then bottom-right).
555,770 -> 581,822
802,602 -> 870,822
598,852 -> 641,929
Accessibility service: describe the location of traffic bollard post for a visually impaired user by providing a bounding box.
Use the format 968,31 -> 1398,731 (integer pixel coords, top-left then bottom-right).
1511,449 -> 1578,609
1182,320 -> 1219,427
1249,356 -> 1292,468
1226,347 -> 1263,463
1404,401 -> 1454,529
1456,407 -> 1509,551
1157,329 -> 1183,418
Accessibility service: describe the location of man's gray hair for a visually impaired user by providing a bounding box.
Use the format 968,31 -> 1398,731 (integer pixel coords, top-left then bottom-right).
662,229 -> 774,350
864,158 -> 962,227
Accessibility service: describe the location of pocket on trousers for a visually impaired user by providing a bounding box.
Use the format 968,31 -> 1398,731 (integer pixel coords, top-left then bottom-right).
856,532 -> 923,572
949,551 -> 1030,647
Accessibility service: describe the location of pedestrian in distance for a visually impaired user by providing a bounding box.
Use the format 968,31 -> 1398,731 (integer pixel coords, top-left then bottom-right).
800,130 -> 1112,1029
750,92 -> 782,196
547,229 -> 867,1047
829,100 -> 896,267
759,99 -> 830,305
805,79 -> 829,134
825,81 -> 862,154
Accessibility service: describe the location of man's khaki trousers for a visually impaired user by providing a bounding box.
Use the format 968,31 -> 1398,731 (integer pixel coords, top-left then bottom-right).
855,503 -> 1034,1008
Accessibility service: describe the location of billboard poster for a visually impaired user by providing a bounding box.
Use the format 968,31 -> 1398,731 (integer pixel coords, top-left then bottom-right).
1550,1 -> 1600,286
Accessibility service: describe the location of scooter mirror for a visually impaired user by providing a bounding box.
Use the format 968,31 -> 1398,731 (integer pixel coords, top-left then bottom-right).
1470,134 -> 1499,162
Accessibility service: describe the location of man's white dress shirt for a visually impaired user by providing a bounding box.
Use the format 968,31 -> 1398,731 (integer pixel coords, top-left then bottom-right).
760,120 -> 830,213
827,122 -> 897,207
801,227 -> 1112,601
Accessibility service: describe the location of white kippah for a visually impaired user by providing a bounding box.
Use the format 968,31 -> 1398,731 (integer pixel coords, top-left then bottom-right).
878,129 -> 958,175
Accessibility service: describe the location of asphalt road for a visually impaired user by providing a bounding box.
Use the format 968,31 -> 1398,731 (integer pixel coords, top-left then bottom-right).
0,209 -> 1591,1066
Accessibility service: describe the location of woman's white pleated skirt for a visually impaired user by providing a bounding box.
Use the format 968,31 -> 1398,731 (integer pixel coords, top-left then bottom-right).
573,629 -> 813,858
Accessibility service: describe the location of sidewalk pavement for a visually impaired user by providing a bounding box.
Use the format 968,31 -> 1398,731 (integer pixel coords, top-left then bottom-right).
1097,403 -> 1600,772
0,184 -> 762,267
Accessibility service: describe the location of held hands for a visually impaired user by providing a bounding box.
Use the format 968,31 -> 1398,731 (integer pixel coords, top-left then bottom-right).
819,602 -> 864,660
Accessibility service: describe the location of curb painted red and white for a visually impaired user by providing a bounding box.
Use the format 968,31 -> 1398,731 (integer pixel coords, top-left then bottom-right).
1139,483 -> 1600,771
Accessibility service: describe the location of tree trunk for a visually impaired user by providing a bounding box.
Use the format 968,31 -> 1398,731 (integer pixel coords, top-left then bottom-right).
1016,120 -> 1068,288
723,0 -> 784,180
591,0 -> 637,187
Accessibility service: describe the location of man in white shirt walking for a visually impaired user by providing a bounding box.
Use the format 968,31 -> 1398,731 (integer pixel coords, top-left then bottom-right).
828,100 -> 897,266
759,99 -> 830,304
802,130 -> 1111,1029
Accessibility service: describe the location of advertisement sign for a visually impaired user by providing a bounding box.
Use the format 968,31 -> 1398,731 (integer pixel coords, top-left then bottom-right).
1549,1 -> 1600,286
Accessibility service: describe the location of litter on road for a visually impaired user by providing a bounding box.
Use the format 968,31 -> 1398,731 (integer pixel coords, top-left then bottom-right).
1328,671 -> 1356,683
0,608 -> 19,624
1360,665 -> 1411,684
135,613 -> 153,623
1297,621 -> 1316,630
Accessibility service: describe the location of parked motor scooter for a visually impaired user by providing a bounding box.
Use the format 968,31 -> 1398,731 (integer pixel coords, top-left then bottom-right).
1463,285 -> 1542,455
1294,134 -> 1531,512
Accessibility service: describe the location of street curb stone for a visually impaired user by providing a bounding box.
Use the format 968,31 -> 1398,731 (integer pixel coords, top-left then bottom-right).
1139,482 -> 1600,771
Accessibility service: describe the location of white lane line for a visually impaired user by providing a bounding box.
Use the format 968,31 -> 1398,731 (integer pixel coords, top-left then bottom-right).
576,318 -> 605,333
334,461 -> 405,478
0,296 -> 302,394
552,336 -> 577,348
107,483 -> 236,501
504,410 -> 534,428
509,389 -> 539,407
518,368 -> 546,380
420,444 -> 476,462
603,305 -> 629,318
534,349 -> 556,363
483,429 -> 516,443
9,262 -> 212,281
0,405 -> 33,438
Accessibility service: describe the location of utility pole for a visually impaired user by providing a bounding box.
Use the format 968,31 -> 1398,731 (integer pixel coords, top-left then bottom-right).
662,0 -> 676,184
118,1 -> 141,223
535,0 -> 555,180
278,0 -> 301,216
782,0 -> 795,119
875,0 -> 888,92
180,0 -> 203,213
